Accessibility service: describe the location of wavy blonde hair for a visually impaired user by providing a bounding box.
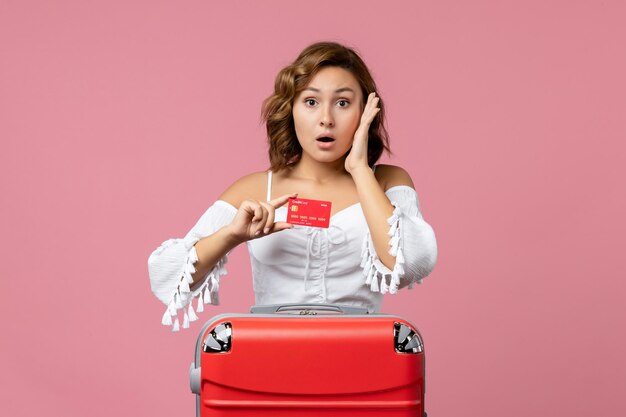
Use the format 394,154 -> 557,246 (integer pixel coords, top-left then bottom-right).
261,41 -> 391,172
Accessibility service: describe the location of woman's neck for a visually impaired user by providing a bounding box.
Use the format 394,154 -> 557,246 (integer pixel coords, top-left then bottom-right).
287,154 -> 351,184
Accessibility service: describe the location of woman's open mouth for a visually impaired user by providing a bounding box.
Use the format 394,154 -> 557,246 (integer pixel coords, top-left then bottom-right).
317,136 -> 335,143
316,136 -> 336,149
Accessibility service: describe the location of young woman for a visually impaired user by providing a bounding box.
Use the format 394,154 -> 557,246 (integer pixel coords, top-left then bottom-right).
148,41 -> 438,331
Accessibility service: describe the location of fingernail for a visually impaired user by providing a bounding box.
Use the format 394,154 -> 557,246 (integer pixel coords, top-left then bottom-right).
264,227 -> 270,233
255,231 -> 261,236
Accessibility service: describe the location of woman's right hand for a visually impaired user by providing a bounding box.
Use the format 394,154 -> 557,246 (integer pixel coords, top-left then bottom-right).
226,193 -> 297,244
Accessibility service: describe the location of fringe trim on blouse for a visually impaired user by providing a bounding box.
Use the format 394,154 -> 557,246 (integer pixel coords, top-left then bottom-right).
360,202 -> 423,294
161,245 -> 228,332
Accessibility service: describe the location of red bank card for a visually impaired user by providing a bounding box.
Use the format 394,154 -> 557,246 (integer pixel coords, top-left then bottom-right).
286,198 -> 332,228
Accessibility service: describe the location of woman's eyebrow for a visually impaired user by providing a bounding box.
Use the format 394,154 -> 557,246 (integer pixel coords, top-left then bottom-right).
304,87 -> 355,94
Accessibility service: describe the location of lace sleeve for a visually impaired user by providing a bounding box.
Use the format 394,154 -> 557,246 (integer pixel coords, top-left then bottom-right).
148,200 -> 237,331
360,186 -> 438,294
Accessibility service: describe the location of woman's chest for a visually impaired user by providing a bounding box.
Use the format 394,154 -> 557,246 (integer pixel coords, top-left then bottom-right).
247,204 -> 368,267
270,177 -> 361,218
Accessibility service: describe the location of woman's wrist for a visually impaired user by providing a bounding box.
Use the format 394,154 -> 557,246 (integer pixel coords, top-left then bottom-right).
349,165 -> 375,181
220,224 -> 247,247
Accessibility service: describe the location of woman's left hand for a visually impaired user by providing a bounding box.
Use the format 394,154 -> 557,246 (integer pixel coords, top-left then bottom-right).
345,92 -> 381,175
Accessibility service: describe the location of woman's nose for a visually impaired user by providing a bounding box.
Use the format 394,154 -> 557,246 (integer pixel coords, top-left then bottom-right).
319,105 -> 334,127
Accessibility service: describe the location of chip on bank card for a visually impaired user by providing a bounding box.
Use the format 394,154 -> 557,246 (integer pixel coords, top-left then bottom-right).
286,198 -> 332,228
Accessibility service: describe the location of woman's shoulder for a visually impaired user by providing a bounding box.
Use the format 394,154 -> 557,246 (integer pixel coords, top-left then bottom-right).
374,164 -> 415,191
217,170 -> 269,208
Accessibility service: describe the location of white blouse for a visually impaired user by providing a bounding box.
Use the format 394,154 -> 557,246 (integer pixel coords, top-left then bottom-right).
148,170 -> 438,331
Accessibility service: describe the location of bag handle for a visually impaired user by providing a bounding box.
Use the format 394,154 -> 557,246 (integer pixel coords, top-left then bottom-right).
250,303 -> 369,315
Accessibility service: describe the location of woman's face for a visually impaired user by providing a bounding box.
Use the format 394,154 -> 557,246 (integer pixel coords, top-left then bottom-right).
292,66 -> 364,164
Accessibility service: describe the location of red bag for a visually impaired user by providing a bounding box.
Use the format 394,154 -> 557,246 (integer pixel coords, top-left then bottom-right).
190,303 -> 426,416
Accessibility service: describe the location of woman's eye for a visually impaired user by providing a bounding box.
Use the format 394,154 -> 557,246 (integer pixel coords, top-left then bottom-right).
304,98 -> 349,107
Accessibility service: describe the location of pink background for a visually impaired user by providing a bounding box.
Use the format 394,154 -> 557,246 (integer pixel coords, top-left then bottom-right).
1,1 -> 625,416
